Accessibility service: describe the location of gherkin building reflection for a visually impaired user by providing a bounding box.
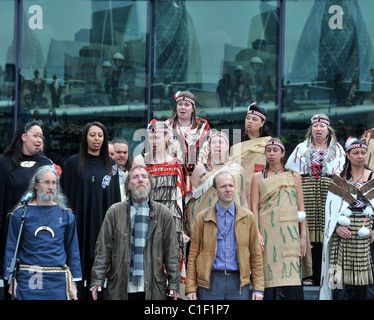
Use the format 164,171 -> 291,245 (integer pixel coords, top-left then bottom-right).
289,0 -> 374,92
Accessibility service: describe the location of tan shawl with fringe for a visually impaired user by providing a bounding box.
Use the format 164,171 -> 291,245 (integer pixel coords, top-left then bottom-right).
229,136 -> 271,210
259,171 -> 312,288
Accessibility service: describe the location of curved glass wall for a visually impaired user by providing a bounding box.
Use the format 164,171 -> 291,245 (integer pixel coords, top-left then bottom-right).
152,0 -> 278,145
20,0 -> 148,166
283,0 -> 374,153
5,0 -> 374,165
0,1 -> 15,155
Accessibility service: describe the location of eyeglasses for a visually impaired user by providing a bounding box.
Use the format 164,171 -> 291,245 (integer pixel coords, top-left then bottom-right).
38,180 -> 57,186
26,133 -> 45,141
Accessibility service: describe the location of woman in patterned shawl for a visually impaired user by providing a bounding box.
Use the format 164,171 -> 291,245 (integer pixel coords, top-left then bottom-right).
285,114 -> 345,285
251,138 -> 308,299
132,120 -> 190,297
320,137 -> 374,300
165,91 -> 210,176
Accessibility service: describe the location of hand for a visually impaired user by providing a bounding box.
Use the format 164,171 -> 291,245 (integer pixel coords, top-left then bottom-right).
369,231 -> 374,244
186,292 -> 198,300
169,289 -> 178,300
70,282 -> 78,300
252,292 -> 263,300
182,231 -> 190,244
336,225 -> 351,239
258,233 -> 265,252
300,235 -> 307,257
8,279 -> 17,299
92,285 -> 102,300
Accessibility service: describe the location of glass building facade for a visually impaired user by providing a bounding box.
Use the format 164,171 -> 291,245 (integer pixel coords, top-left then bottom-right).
1,0 -> 374,167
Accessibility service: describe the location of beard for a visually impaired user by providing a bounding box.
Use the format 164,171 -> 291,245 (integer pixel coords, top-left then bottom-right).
131,183 -> 151,200
36,189 -> 56,202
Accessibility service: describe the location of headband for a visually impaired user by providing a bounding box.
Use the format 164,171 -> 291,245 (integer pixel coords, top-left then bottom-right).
247,102 -> 266,121
345,136 -> 367,152
311,115 -> 330,126
209,131 -> 229,145
265,140 -> 285,151
174,91 -> 195,105
147,119 -> 169,133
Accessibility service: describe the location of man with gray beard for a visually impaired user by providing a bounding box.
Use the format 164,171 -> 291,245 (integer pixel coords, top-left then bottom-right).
3,165 -> 82,300
90,165 -> 180,300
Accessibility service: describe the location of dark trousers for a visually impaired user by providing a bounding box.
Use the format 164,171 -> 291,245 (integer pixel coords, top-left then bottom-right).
197,270 -> 250,300
264,285 -> 304,300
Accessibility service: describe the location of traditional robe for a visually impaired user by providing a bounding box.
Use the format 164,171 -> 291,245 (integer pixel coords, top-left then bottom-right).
4,205 -> 82,300
229,136 -> 271,210
60,154 -> 121,280
258,170 -> 310,289
0,153 -> 53,275
165,117 -> 210,175
285,138 -> 345,243
143,156 -> 189,298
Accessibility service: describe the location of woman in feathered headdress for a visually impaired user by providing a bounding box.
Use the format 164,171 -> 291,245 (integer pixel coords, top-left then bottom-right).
320,137 -> 374,300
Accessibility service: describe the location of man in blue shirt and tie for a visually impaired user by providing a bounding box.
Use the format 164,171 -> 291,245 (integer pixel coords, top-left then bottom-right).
186,171 -> 264,300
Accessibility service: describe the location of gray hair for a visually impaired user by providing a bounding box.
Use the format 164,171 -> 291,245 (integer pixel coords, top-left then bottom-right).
10,165 -> 72,214
125,165 -> 154,199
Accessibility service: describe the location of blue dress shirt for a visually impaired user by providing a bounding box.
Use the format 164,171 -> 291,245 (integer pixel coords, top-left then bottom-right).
212,202 -> 239,271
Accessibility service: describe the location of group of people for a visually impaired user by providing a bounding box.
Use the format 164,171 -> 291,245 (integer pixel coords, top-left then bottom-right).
1,89 -> 374,301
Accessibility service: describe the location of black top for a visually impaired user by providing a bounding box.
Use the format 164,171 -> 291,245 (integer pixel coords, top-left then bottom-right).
60,153 -> 121,277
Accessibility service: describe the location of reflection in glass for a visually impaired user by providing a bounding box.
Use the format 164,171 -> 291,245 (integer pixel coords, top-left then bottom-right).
0,0 -> 15,153
19,1 -> 147,166
284,0 -> 374,153
153,0 -> 278,145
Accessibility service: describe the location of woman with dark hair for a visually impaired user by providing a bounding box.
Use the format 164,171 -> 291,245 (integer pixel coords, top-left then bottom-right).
60,121 -> 121,299
285,114 -> 345,285
229,102 -> 272,210
320,137 -> 374,300
251,138 -> 310,300
165,91 -> 210,176
241,102 -> 271,141
0,121 -> 53,299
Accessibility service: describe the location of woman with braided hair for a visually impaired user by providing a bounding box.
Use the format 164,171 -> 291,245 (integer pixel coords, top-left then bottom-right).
285,114 -> 345,285
320,137 -> 374,300
251,138 -> 309,300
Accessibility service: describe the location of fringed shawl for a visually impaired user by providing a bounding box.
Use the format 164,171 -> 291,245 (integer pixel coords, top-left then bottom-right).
185,163 -> 243,236
285,138 -> 345,176
229,136 -> 270,209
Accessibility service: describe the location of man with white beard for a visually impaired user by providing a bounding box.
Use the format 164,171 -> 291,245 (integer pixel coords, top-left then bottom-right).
4,165 -> 82,300
90,165 -> 180,300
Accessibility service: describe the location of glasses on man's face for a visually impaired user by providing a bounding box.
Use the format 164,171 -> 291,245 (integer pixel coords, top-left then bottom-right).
38,180 -> 57,186
26,133 -> 45,141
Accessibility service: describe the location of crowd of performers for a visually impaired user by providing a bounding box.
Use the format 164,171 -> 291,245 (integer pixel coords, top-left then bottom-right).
1,89 -> 374,300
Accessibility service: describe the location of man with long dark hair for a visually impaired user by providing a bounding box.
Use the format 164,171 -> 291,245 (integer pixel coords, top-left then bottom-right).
60,121 -> 121,299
